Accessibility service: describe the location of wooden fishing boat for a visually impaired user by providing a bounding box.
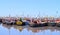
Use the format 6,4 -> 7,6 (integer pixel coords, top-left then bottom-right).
16,18 -> 26,26
55,19 -> 60,27
29,18 -> 47,27
47,17 -> 56,26
56,23 -> 60,27
2,18 -> 16,25
23,17 -> 31,25
40,18 -> 48,26
29,19 -> 39,27
48,22 -> 56,26
29,23 -> 38,27
16,20 -> 23,26
0,18 -> 2,23
29,22 -> 47,27
48,20 -> 56,26
4,20 -> 12,25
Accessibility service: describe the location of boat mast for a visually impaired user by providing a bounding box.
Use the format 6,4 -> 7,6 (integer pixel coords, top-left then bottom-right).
39,11 -> 40,18
37,11 -> 40,19
9,14 -> 11,18
56,11 -> 58,18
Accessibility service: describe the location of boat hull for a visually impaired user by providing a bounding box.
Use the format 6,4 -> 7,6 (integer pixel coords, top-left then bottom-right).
43,23 -> 48,26
56,23 -> 60,27
48,23 -> 56,26
24,22 -> 29,25
29,24 -> 39,27
3,22 -> 12,25
0,19 -> 2,23
16,22 -> 26,26
29,23 -> 47,27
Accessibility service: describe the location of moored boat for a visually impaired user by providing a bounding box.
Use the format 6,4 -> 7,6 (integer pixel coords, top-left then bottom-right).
16,20 -> 23,26
16,18 -> 26,26
2,18 -> 16,25
29,18 -> 47,27
40,18 -> 48,26
47,17 -> 56,26
56,23 -> 60,27
55,18 -> 60,27
48,20 -> 56,26
29,18 -> 39,27
48,22 -> 56,26
0,18 -> 2,23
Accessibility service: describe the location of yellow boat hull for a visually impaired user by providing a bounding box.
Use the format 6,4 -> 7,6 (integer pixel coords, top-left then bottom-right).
16,21 -> 22,25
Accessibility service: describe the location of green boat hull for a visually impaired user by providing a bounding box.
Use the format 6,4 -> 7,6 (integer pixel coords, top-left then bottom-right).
48,23 -> 56,26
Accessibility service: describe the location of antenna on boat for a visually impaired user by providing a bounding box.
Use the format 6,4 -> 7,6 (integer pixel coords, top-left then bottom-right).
27,14 -> 29,18
9,14 -> 11,18
37,11 -> 40,19
39,11 -> 40,18
56,11 -> 58,18
56,8 -> 58,18
22,11 -> 24,18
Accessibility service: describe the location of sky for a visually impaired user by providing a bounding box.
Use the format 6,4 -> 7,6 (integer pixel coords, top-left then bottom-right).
0,0 -> 59,17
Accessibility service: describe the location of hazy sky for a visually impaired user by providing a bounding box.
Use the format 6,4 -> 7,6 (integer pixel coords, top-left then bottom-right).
0,0 -> 59,17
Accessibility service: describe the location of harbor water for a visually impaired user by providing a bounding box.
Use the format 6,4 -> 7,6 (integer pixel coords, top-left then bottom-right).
0,23 -> 60,35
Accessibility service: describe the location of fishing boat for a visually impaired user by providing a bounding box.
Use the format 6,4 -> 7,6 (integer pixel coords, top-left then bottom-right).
16,20 -> 23,26
48,22 -> 56,26
16,18 -> 26,26
23,17 -> 30,25
3,19 -> 12,25
10,20 -> 16,25
29,21 -> 47,27
55,18 -> 60,27
2,17 -> 16,25
0,18 -> 2,23
29,22 -> 38,27
47,17 -> 56,26
48,19 -> 56,26
40,18 -> 48,26
29,18 -> 47,27
29,18 -> 38,27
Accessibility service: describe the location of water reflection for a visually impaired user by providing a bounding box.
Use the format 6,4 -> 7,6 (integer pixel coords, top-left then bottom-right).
13,25 -> 25,32
0,23 -> 60,35
2,24 -> 12,29
27,27 -> 57,33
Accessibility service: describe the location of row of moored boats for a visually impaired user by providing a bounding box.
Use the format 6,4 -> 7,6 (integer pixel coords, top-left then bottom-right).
0,17 -> 60,27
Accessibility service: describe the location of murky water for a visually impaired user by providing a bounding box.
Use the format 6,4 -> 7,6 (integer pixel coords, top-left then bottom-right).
0,23 -> 60,35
